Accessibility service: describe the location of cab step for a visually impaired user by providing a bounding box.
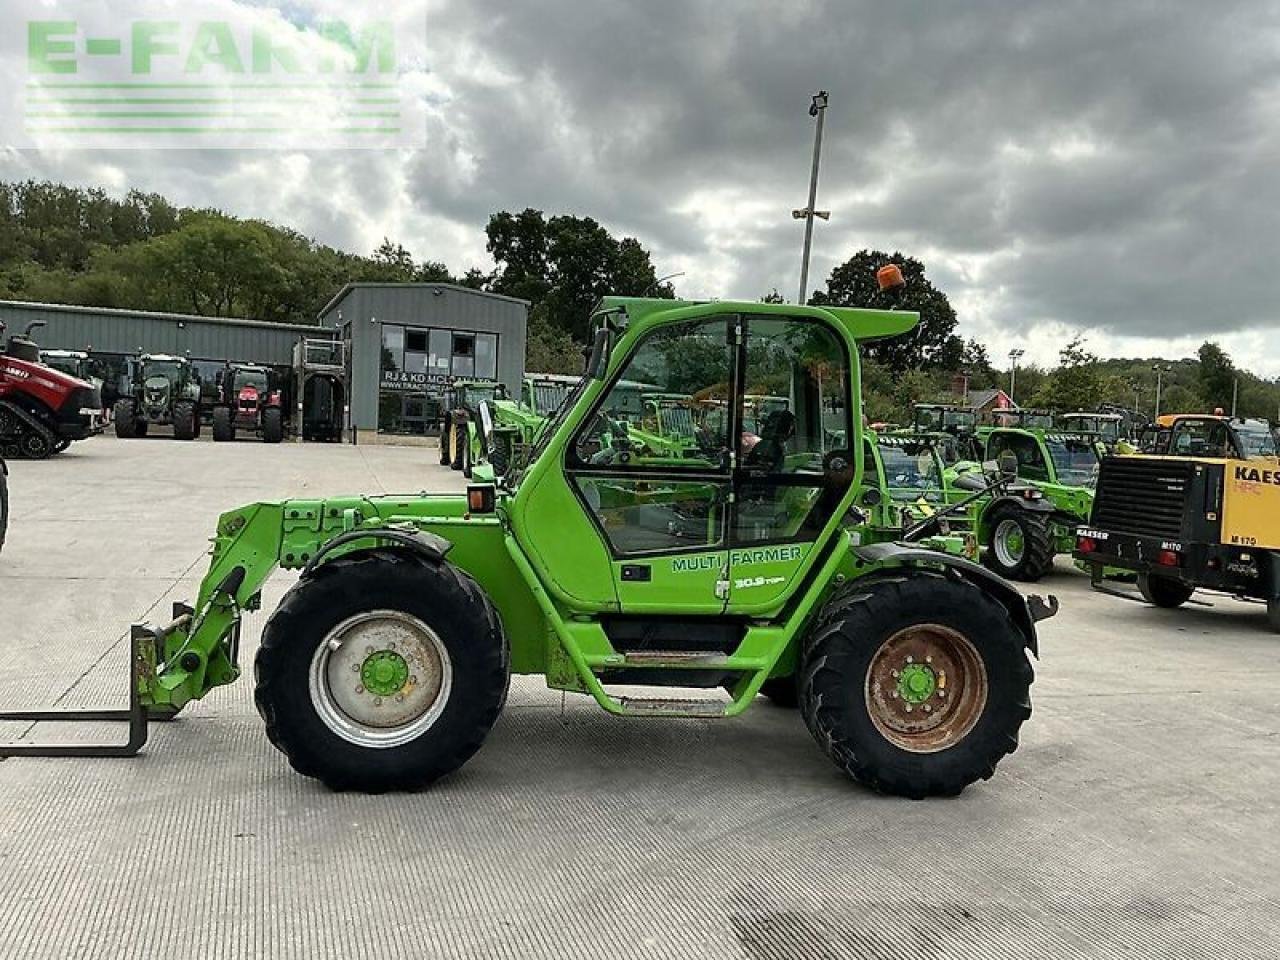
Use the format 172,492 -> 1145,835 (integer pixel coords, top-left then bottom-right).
615,697 -> 727,718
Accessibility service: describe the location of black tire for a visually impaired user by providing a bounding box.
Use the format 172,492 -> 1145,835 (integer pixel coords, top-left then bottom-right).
462,432 -> 474,479
19,429 -> 54,460
451,424 -> 466,471
489,435 -> 512,477
172,401 -> 196,441
135,420 -> 149,438
799,573 -> 1034,799
114,401 -> 136,439
212,407 -> 235,443
982,506 -> 1055,582
761,675 -> 799,708
0,464 -> 8,554
439,416 -> 452,466
1137,573 -> 1194,608
254,549 -> 510,792
262,407 -> 284,444
1268,598 -> 1280,634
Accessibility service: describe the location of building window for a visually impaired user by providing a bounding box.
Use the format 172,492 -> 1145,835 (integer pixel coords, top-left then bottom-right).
377,322 -> 503,434
475,333 -> 497,380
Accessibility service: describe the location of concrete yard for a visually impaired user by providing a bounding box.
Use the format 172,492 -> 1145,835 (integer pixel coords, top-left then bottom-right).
1,434 -> 1277,959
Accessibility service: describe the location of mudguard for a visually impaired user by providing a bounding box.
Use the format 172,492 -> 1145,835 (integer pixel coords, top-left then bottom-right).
300,527 -> 453,578
851,541 -> 1057,656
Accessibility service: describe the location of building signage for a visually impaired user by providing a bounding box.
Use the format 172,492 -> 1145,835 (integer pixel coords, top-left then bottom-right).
380,369 -> 449,393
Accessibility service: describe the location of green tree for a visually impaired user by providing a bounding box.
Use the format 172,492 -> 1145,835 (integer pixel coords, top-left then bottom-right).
814,250 -> 959,373
1032,337 -> 1102,412
1197,342 -> 1236,410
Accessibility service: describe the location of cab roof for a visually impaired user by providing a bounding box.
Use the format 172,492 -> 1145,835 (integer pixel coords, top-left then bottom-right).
597,297 -> 920,344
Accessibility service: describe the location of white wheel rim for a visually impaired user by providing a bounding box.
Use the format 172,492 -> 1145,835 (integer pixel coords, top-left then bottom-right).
308,610 -> 453,749
993,519 -> 1025,567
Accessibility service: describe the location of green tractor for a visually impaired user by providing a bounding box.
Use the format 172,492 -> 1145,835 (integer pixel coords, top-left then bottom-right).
439,379 -> 506,478
485,374 -> 579,475
960,426 -> 1105,580
1,289 -> 1056,800
1058,412 -> 1128,451
910,404 -> 982,464
114,354 -> 203,440
856,432 -> 976,560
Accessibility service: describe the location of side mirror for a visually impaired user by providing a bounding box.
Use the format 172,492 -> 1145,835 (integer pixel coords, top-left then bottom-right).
478,400 -> 494,438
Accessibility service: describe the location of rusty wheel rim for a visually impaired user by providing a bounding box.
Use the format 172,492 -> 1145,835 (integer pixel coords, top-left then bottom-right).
864,624 -> 988,754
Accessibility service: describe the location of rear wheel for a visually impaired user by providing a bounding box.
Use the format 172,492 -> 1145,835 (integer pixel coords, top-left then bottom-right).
135,420 -> 149,438
1137,573 -> 1194,608
254,549 -> 510,792
0,465 -> 8,554
462,431 -> 474,479
982,507 -> 1054,582
451,424 -> 466,471
439,416 -> 452,465
262,407 -> 284,444
113,401 -> 136,439
172,401 -> 196,441
212,407 -> 235,442
800,573 -> 1034,799
1268,598 -> 1280,634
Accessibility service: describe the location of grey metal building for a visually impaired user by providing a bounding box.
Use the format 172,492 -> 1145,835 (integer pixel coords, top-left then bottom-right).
0,300 -> 321,366
317,283 -> 528,436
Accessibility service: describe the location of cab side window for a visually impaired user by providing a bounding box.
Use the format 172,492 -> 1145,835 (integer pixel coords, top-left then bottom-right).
989,433 -> 1049,482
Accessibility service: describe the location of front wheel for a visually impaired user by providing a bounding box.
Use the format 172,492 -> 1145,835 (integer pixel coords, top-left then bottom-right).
262,407 -> 284,444
1137,573 -> 1194,608
254,549 -> 510,792
212,407 -> 235,442
800,573 -> 1034,799
113,401 -> 136,438
172,401 -> 196,441
982,508 -> 1054,582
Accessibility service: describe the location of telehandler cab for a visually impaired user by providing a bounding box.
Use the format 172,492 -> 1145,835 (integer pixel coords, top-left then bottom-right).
0,280 -> 1055,798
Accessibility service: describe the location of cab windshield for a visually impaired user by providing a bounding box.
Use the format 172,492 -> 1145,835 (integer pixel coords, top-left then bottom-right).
236,369 -> 269,392
143,361 -> 183,383
878,442 -> 943,499
1046,438 -> 1100,486
1237,422 -> 1278,458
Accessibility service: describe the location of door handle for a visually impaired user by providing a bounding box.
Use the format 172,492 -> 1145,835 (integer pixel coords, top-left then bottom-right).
620,564 -> 651,582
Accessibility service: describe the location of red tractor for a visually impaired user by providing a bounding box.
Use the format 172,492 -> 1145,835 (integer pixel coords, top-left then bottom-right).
211,363 -> 285,443
0,320 -> 103,459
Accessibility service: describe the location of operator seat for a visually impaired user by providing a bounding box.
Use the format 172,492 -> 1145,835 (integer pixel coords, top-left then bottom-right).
745,410 -> 797,473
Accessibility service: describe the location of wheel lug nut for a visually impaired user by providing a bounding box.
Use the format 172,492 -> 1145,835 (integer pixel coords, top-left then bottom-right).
906,656 -> 914,664
374,698 -> 383,707
890,691 -> 898,699
355,685 -> 364,694
905,704 -> 913,713
925,656 -> 933,664
351,664 -> 360,673
923,705 -> 932,713
891,670 -> 900,678
938,690 -> 946,698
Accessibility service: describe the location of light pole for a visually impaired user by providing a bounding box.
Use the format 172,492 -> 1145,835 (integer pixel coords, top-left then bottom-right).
1008,349 -> 1025,405
794,90 -> 830,306
1152,363 -> 1171,418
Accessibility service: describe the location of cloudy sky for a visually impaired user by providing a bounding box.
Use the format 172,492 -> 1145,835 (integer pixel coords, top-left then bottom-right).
6,0 -> 1280,373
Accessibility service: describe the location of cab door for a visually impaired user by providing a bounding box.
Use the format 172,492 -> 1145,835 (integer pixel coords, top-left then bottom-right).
726,315 -> 856,613
566,316 -> 737,614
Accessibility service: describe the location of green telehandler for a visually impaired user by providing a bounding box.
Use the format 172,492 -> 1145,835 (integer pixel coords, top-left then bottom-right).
0,282 -> 1056,799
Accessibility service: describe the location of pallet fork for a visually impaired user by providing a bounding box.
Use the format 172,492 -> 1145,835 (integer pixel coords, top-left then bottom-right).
0,605 -> 192,758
